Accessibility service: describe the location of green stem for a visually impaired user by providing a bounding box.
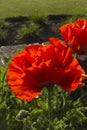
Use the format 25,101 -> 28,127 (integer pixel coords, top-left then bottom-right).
47,85 -> 53,130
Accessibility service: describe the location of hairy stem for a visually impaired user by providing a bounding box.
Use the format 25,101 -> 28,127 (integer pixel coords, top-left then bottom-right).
47,85 -> 53,130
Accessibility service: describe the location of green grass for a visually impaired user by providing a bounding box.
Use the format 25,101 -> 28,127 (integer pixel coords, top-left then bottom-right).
0,0 -> 87,18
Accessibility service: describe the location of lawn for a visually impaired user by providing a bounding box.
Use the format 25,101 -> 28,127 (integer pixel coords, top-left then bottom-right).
0,0 -> 87,18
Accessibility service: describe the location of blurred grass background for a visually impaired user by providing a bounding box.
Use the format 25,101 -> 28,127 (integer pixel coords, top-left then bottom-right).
0,0 -> 87,18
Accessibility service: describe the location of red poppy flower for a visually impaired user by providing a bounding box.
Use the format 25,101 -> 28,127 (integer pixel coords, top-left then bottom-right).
59,19 -> 87,54
7,38 -> 85,101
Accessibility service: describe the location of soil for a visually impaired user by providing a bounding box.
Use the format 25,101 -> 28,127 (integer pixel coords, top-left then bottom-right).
0,15 -> 69,58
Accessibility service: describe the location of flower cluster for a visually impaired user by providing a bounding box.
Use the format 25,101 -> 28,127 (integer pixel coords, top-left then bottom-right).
7,19 -> 87,101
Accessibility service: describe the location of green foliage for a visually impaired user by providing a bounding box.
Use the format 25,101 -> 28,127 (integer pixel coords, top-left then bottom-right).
0,19 -> 9,41
19,22 -> 40,40
30,14 -> 48,26
18,14 -> 48,42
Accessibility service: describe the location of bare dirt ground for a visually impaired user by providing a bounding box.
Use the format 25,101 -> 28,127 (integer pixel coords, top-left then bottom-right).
0,15 -> 66,58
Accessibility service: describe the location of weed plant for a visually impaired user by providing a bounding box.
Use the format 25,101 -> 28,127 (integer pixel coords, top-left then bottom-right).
19,22 -> 40,41
0,19 -> 9,42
